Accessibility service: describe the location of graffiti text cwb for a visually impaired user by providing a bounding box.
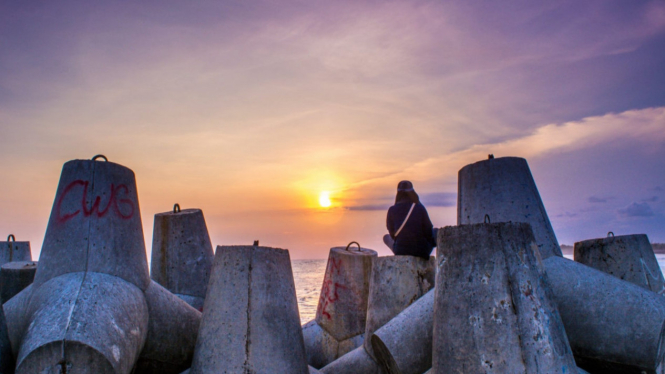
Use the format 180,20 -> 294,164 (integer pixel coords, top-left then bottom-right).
55,179 -> 135,223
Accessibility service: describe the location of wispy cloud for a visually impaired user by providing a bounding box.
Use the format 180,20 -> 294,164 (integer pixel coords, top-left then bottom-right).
589,196 -> 614,203
618,202 -> 655,217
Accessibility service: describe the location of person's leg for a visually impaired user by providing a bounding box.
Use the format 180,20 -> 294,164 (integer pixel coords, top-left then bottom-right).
383,234 -> 396,253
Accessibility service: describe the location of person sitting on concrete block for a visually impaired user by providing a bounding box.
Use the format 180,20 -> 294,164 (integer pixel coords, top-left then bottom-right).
382,181 -> 436,259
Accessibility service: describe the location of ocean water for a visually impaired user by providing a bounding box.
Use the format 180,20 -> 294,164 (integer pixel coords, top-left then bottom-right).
292,254 -> 665,324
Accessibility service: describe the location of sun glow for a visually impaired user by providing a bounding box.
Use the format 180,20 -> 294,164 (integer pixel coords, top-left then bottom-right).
319,191 -> 332,208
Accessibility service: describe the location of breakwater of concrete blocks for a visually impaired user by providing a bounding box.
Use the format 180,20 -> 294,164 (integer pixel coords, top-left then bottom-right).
1,154 -> 664,374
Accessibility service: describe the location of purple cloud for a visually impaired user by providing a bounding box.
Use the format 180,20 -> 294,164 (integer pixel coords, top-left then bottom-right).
618,202 -> 655,217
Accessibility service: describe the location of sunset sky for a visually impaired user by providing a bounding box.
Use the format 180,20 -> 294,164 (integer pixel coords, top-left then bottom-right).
2,0 -> 665,260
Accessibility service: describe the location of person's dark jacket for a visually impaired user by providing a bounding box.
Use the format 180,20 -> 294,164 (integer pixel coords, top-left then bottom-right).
386,198 -> 435,259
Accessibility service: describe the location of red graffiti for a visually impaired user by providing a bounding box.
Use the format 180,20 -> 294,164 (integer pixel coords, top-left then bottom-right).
317,277 -> 348,320
329,258 -> 343,275
55,179 -> 135,223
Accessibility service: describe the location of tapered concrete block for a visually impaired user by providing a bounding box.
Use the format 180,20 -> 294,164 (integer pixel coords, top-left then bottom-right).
1,261 -> 37,303
150,208 -> 214,310
0,237 -> 31,265
364,256 -> 435,359
15,272 -> 149,374
316,245 -> 376,340
34,159 -> 150,291
457,156 -> 562,258
545,256 -> 665,373
432,223 -> 576,374
574,234 -> 665,295
133,281 -> 202,374
189,245 -> 308,374
371,290 -> 434,374
319,346 -> 382,374
304,244 -> 375,368
309,365 -> 322,373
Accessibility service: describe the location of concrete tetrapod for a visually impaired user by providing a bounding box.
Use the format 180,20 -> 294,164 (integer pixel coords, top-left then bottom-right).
544,256 -> 665,373
33,158 -> 150,290
364,255 -> 435,360
304,244 -> 376,368
4,157 -> 202,374
0,237 -> 31,266
574,234 -> 665,295
432,223 -> 577,374
370,289 -> 434,374
0,261 -> 37,303
150,207 -> 214,311
189,245 -> 309,374
457,156 -> 562,258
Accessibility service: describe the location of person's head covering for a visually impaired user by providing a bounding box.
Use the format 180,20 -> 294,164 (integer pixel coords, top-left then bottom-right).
395,180 -> 419,204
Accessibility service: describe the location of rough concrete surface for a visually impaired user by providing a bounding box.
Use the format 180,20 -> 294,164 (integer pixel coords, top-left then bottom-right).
0,241 -> 31,266
371,289 -> 434,374
364,255 -> 435,360
457,156 -> 562,259
15,272 -> 149,374
302,320 -> 363,369
315,245 -> 376,341
432,223 -> 576,374
575,234 -> 665,295
545,256 -> 665,373
0,261 -> 37,304
150,208 -> 214,308
189,245 -> 308,374
133,281 -> 201,374
34,159 -> 150,291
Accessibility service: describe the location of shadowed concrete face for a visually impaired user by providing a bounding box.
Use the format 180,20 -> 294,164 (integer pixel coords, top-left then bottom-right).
316,246 -> 376,341
0,296 -> 14,374
302,320 -> 364,369
457,156 -> 562,259
15,272 -> 149,374
432,223 -> 576,374
574,234 -> 665,295
371,289 -> 434,374
364,256 -> 435,360
34,159 -> 150,291
545,256 -> 665,373
189,245 -> 309,374
0,240 -> 31,265
133,281 -> 202,374
0,261 -> 37,303
150,208 -> 214,310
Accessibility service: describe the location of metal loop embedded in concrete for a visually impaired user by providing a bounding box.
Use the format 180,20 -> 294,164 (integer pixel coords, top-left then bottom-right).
484,214 -> 490,223
345,241 -> 361,252
607,231 -> 614,237
92,154 -> 108,161
173,203 -> 181,213
6,235 -> 14,242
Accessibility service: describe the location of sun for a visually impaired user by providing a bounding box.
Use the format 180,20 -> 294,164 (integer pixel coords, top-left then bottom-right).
319,191 -> 332,208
